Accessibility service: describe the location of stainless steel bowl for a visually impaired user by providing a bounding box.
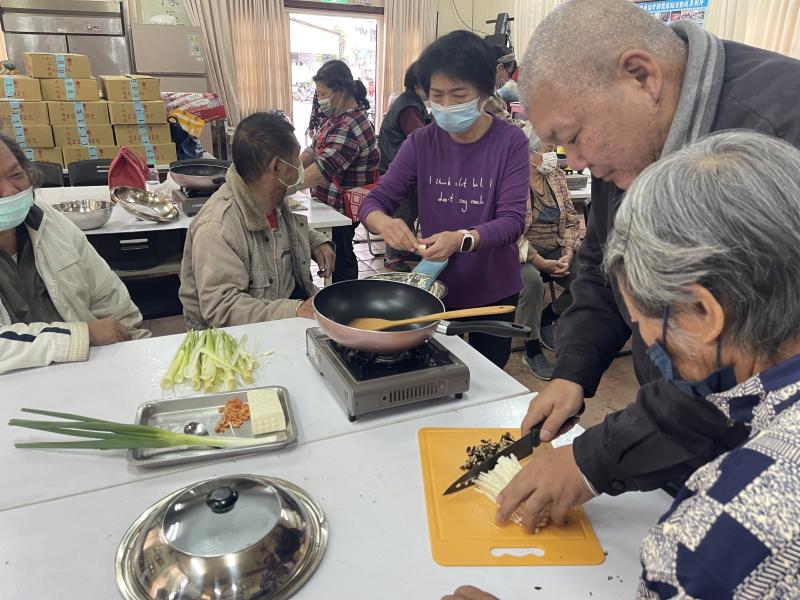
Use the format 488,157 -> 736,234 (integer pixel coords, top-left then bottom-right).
116,474 -> 328,600
52,199 -> 113,230
111,186 -> 179,223
366,271 -> 448,299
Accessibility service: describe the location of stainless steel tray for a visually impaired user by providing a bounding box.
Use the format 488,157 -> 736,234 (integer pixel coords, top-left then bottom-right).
128,386 -> 296,468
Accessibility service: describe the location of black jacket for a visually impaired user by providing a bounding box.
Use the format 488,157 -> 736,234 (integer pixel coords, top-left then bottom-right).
557,40 -> 800,495
376,90 -> 428,173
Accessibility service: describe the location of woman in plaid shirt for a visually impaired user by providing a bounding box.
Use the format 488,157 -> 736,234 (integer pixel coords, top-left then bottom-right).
300,60 -> 379,283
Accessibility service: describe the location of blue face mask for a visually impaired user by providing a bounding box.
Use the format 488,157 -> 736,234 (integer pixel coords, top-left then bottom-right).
430,98 -> 481,134
646,309 -> 737,399
0,186 -> 34,232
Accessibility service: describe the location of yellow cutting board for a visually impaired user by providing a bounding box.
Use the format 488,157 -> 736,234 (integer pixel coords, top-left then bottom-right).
418,427 -> 606,566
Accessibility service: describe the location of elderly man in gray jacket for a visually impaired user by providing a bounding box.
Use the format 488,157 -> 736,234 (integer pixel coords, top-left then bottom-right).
180,112 -> 336,329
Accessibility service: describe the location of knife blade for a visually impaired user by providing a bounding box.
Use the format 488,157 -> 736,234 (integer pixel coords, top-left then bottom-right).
442,423 -> 542,496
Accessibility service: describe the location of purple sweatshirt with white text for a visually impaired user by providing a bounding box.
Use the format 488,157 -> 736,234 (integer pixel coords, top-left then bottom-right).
360,118 -> 529,308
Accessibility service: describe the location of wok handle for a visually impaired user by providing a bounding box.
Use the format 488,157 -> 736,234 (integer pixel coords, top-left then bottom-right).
438,320 -> 531,338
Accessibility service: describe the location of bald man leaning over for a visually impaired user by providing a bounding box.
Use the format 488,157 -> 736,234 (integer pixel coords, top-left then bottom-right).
494,0 -> 800,529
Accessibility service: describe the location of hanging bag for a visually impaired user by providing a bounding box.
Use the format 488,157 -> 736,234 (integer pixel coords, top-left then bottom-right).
108,145 -> 149,190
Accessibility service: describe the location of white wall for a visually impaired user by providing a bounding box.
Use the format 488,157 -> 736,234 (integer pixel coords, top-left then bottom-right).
436,0 -> 516,38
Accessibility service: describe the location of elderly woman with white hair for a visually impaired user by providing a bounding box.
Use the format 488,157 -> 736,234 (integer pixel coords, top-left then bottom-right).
444,131 -> 800,600
515,125 -> 581,380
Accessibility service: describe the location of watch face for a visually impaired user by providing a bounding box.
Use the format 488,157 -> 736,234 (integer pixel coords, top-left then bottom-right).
461,235 -> 473,252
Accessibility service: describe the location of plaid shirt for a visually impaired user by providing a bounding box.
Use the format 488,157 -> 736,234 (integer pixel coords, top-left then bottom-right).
310,106 -> 379,214
522,164 -> 580,261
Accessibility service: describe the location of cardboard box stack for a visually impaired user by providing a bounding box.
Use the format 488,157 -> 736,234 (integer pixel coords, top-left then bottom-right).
0,72 -> 52,163
101,75 -> 176,166
2,53 -> 178,168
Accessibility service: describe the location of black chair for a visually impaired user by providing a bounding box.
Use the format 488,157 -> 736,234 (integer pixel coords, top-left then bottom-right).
540,271 -> 558,303
32,161 -> 64,188
67,159 -> 112,186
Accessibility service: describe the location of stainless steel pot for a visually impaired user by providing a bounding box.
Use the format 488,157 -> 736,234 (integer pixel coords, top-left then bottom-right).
116,474 -> 328,600
52,199 -> 113,230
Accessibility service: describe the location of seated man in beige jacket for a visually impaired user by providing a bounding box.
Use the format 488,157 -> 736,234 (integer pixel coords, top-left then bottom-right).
180,112 -> 336,329
0,134 -> 149,375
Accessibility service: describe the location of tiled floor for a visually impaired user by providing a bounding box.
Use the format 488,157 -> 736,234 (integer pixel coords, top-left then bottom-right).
148,221 -> 637,426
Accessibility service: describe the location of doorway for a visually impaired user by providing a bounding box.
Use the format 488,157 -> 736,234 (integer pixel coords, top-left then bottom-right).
288,11 -> 380,147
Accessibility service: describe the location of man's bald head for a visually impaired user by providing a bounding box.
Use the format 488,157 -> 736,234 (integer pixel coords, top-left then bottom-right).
520,0 -> 685,99
518,0 -> 689,190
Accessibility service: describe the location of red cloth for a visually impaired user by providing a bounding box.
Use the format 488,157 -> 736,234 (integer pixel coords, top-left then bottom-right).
397,106 -> 427,137
267,213 -> 278,229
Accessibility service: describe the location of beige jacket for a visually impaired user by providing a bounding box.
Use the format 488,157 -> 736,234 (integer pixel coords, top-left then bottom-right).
180,165 -> 330,329
0,202 -> 149,375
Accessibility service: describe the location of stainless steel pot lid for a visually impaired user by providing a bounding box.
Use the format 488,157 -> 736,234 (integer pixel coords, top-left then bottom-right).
116,475 -> 328,600
111,186 -> 180,223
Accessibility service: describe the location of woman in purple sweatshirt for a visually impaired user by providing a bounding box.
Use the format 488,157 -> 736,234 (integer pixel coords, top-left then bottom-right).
360,31 -> 529,368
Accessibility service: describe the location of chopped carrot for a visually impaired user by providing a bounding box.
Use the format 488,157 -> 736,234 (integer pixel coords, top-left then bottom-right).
215,397 -> 251,433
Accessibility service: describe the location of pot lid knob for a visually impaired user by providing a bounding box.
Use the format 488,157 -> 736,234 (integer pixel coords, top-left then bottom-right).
206,486 -> 239,513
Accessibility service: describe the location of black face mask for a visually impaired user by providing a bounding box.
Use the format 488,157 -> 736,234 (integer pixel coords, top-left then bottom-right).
646,309 -> 737,399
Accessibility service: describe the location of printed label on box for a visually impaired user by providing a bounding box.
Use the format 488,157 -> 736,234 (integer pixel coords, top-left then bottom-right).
74,102 -> 86,124
77,123 -> 90,146
133,101 -> 146,124
3,79 -> 14,98
143,143 -> 156,166
129,80 -> 141,102
56,54 -> 67,79
137,123 -> 150,144
88,146 -> 98,160
64,80 -> 77,101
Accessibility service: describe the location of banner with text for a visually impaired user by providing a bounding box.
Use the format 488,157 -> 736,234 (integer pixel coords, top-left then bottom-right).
632,0 -> 709,28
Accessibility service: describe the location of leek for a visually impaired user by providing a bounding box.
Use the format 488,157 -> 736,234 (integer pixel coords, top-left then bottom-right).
474,454 -> 551,532
9,408 -> 268,450
161,329 -> 261,392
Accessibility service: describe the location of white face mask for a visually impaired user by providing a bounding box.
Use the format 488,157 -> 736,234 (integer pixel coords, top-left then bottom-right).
278,157 -> 304,196
0,186 -> 34,231
533,151 -> 559,175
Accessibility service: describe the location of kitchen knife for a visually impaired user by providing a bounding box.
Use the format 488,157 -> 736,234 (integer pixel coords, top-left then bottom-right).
443,423 -> 542,496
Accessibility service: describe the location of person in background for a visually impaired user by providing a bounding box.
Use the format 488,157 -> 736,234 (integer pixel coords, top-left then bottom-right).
180,112 -> 336,328
0,134 -> 148,375
490,45 -> 521,103
360,31 -> 529,369
376,61 -> 431,272
504,0 -> 800,533
516,125 -> 580,380
299,60 -> 379,283
446,131 -> 800,600
305,91 -> 326,147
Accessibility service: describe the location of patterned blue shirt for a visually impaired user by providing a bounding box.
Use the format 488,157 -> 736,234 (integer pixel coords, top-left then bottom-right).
639,354 -> 800,599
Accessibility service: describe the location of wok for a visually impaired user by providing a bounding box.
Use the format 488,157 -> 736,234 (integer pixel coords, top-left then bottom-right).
313,279 -> 529,354
169,159 -> 230,191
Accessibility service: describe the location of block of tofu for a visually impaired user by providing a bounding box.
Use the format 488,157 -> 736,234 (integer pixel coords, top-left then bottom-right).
246,389 -> 287,436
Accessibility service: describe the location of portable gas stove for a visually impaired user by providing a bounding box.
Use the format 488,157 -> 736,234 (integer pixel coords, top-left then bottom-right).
306,327 -> 470,421
172,188 -> 215,216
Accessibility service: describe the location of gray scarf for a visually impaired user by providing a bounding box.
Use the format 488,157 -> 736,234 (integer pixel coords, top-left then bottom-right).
661,21 -> 726,157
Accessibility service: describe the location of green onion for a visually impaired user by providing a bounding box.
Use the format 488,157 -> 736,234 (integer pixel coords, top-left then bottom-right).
161,329 -> 260,392
8,408 -> 270,450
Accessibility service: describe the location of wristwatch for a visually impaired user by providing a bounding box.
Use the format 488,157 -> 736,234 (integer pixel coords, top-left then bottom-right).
458,229 -> 475,253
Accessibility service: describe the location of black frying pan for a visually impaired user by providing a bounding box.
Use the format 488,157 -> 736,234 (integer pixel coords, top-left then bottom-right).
313,279 -> 528,353
169,159 -> 230,191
